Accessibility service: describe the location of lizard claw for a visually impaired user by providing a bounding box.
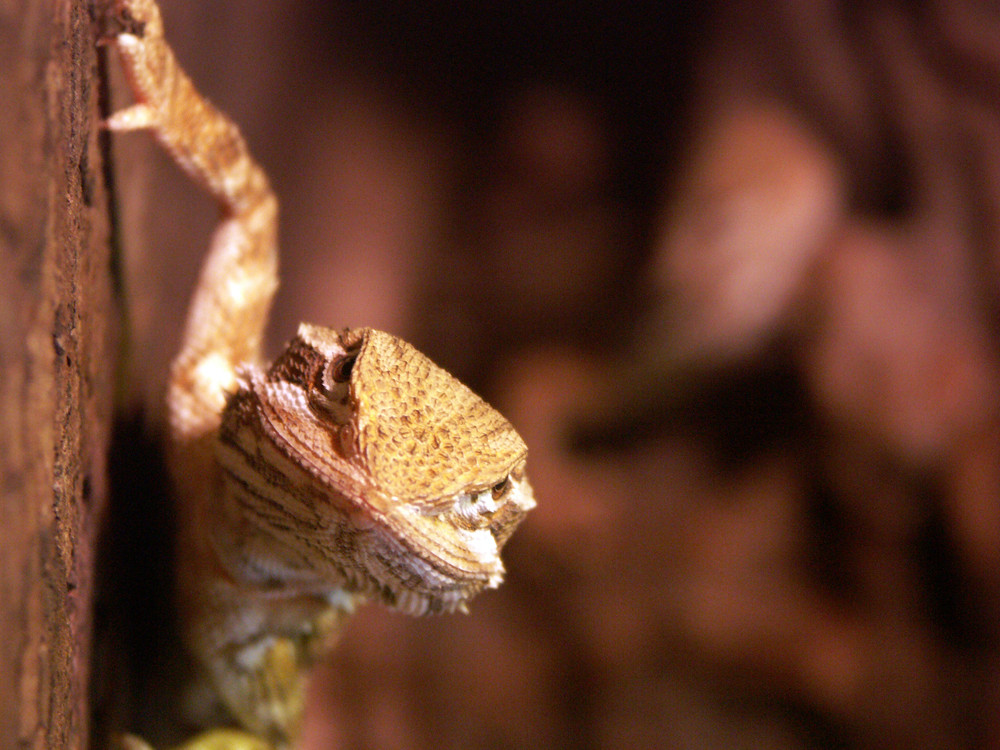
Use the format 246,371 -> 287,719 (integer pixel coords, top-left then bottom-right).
104,102 -> 158,132
109,0 -> 161,38
96,0 -> 151,45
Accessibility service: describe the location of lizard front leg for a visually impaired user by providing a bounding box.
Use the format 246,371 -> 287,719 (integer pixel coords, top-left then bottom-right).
107,0 -> 278,440
106,0 -> 296,745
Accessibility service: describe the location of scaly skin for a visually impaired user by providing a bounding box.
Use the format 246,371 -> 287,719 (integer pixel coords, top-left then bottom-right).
105,1 -> 535,747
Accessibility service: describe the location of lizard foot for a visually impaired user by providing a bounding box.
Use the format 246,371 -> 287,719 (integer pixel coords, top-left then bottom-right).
103,0 -> 171,133
175,729 -> 275,750
118,729 -> 274,750
207,635 -> 306,747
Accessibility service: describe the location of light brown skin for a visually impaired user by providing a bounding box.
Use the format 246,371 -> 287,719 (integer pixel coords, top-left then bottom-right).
104,1 -> 535,747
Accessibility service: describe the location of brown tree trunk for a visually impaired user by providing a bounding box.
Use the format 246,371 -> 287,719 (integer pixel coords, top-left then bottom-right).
0,0 -> 116,747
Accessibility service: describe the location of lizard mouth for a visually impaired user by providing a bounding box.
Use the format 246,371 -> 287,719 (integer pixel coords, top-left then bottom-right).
356,556 -> 500,616
355,517 -> 505,617
361,472 -> 536,617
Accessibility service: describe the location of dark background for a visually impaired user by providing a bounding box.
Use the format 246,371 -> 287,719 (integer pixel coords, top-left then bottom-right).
110,2 -> 1000,747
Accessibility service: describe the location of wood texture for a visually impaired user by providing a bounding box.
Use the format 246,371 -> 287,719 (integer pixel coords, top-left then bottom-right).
0,0 -> 115,747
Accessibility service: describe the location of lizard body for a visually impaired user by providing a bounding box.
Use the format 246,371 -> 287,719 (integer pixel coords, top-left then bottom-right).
104,1 -> 535,746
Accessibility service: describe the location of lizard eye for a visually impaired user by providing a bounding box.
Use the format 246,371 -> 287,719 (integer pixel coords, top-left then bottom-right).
491,476 -> 510,498
311,350 -> 359,426
329,351 -> 356,384
315,349 -> 358,398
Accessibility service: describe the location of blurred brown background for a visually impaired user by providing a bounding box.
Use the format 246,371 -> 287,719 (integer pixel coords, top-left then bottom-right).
110,1 -> 1000,747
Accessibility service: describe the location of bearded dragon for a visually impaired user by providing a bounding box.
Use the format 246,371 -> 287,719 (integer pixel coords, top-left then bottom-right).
104,1 -> 535,747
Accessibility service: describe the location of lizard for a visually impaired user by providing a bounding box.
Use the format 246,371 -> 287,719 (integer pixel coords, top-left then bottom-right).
102,0 -> 536,747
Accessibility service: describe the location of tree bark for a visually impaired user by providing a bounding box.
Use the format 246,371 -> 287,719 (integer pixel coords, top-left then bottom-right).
0,0 -> 115,748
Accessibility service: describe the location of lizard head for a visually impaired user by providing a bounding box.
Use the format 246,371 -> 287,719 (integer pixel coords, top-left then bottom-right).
216,325 -> 535,616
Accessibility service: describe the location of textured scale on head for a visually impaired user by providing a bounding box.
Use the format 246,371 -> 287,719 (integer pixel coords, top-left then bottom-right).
216,325 -> 536,616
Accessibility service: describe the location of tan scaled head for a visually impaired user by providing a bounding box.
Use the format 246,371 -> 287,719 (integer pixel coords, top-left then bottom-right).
216,325 -> 535,615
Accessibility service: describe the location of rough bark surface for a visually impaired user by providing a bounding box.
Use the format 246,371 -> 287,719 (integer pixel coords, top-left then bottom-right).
0,0 -> 114,748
